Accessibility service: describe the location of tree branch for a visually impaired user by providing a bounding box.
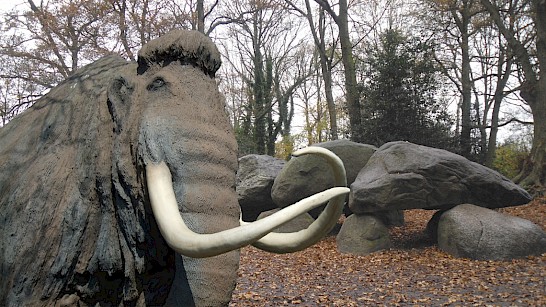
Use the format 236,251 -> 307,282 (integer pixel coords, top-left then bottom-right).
480,0 -> 537,86
479,117 -> 534,129
313,0 -> 339,24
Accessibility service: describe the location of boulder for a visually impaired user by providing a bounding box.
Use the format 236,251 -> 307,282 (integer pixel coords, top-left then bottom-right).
437,204 -> 546,260
374,210 -> 405,227
350,141 -> 532,213
317,140 -> 378,184
237,154 -> 285,221
272,140 -> 377,217
425,210 -> 445,243
257,209 -> 315,233
336,214 -> 391,255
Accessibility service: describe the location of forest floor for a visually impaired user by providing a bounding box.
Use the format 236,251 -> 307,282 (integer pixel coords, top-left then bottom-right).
230,197 -> 546,306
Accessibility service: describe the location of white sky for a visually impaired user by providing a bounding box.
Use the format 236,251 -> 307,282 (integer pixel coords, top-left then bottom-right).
0,1 -> 24,12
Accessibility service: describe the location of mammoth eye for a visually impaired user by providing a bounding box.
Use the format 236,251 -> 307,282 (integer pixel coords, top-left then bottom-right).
147,77 -> 166,91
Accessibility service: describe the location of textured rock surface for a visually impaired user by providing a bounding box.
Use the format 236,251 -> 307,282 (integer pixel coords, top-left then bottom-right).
237,154 -> 286,221
257,209 -> 315,233
317,140 -> 377,185
374,210 -> 405,227
272,140 -> 377,217
271,153 -> 334,217
336,214 -> 391,255
437,204 -> 546,260
350,141 -> 532,213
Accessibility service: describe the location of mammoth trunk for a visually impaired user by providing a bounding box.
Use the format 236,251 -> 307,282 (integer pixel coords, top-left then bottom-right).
140,110 -> 240,305
166,141 -> 240,306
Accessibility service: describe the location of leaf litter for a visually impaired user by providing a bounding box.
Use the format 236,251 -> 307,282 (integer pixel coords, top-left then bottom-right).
231,197 -> 545,306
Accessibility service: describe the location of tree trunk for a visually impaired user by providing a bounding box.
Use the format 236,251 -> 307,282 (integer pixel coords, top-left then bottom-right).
485,55 -> 512,168
524,0 -> 546,193
315,0 -> 360,141
337,0 -> 362,142
115,0 -> 135,60
458,4 -> 473,158
296,0 -> 339,140
316,8 -> 338,140
303,90 -> 314,144
475,93 -> 487,163
481,0 -> 545,193
197,0 -> 205,34
516,79 -> 546,193
253,39 -> 266,154
321,61 -> 338,140
484,89 -> 502,167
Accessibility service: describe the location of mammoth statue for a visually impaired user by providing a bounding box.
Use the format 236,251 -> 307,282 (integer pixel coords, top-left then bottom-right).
0,30 -> 349,306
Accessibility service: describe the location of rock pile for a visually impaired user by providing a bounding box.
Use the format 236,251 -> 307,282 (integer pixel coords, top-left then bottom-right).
236,140 -> 544,260
349,141 -> 531,213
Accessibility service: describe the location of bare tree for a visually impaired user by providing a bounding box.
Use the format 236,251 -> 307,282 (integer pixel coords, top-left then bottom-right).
313,0 -> 362,142
111,0 -> 196,60
470,25 -> 515,166
0,56 -> 41,125
220,0 -> 311,155
0,0 -> 115,123
421,0 -> 484,158
481,0 -> 545,191
296,49 -> 331,145
286,0 -> 339,140
0,0 -> 201,122
1,0 -> 113,81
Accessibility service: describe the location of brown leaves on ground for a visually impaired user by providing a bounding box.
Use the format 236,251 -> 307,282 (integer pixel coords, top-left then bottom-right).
231,198 -> 546,306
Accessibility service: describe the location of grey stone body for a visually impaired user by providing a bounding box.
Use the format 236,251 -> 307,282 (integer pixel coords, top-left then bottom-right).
257,209 -> 315,233
437,204 -> 546,260
350,141 -> 532,213
0,30 -> 239,306
374,210 -> 404,227
336,214 -> 391,255
237,154 -> 285,221
317,140 -> 377,184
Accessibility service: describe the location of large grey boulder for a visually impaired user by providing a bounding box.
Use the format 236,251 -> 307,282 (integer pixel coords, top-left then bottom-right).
272,140 -> 377,217
318,140 -> 378,184
257,209 -> 315,233
437,204 -> 546,260
350,141 -> 532,213
336,214 -> 391,255
237,154 -> 285,221
375,210 -> 405,227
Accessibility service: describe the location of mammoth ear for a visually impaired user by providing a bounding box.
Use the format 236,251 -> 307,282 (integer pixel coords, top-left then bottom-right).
108,76 -> 134,133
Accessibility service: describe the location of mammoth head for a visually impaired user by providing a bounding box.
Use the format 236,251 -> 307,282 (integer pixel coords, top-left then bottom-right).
105,29 -> 349,259
102,30 -> 349,306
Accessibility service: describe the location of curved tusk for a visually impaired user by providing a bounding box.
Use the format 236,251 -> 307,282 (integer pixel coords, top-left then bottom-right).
146,159 -> 349,258
250,146 -> 348,253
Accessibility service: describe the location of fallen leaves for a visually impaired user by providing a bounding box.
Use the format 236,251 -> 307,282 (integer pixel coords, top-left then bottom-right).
230,198 -> 546,306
